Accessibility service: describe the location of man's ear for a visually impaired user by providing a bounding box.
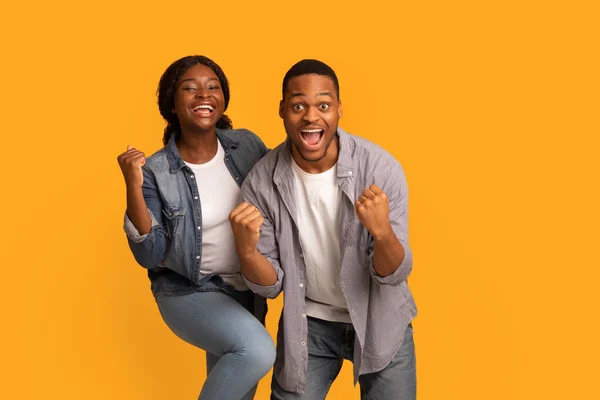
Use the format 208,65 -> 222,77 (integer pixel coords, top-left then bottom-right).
279,100 -> 284,119
338,100 -> 343,119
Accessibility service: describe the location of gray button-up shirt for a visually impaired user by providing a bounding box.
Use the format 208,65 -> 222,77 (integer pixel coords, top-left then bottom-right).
242,127 -> 417,394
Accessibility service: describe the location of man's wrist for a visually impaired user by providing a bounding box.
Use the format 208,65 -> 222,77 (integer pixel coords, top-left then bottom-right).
372,224 -> 395,241
239,247 -> 260,262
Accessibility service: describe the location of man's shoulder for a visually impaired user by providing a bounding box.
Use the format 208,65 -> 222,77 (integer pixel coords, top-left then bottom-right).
248,141 -> 287,176
342,129 -> 402,168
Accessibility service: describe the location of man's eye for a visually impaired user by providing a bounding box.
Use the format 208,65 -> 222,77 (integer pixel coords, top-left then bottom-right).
319,104 -> 330,110
293,104 -> 304,111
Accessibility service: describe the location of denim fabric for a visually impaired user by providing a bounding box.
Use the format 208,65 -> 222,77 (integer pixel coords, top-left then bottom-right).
123,128 -> 268,298
271,317 -> 415,400
157,289 -> 276,400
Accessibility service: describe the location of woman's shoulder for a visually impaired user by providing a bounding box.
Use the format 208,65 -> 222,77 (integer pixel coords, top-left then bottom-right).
143,146 -> 170,172
218,128 -> 268,154
218,127 -> 261,143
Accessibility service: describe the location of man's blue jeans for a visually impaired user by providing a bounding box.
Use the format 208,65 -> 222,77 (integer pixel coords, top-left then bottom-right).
157,290 -> 276,400
271,317 -> 416,400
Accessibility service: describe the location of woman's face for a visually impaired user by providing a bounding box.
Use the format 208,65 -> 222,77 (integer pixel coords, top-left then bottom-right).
173,63 -> 225,133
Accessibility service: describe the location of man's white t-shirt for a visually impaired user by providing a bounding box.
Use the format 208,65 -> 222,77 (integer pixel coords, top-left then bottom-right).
291,158 -> 351,323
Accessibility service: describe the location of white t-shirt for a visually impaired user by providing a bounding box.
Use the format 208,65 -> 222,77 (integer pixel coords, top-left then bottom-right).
185,141 -> 246,290
291,158 -> 351,323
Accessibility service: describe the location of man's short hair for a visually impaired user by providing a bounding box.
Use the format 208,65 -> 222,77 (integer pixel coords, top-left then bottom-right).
282,59 -> 340,100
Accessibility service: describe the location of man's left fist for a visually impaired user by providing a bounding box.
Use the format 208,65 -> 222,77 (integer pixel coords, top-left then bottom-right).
355,184 -> 393,240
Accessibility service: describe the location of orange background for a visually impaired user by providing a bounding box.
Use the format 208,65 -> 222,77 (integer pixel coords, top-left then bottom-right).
1,1 -> 599,399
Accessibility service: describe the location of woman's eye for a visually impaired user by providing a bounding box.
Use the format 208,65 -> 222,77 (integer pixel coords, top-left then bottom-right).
183,87 -> 196,91
208,85 -> 220,90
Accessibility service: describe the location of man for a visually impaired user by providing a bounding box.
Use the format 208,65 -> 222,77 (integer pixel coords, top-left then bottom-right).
230,59 -> 417,399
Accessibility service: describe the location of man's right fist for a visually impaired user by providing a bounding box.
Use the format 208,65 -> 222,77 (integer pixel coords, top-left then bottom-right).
117,145 -> 146,188
229,201 -> 264,259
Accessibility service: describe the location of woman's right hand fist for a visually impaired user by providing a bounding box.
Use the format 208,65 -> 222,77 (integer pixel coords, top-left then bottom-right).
117,145 -> 146,188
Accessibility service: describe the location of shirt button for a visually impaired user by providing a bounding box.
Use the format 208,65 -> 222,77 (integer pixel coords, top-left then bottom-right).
302,313 -> 306,318
194,196 -> 198,200
301,341 -> 306,346
196,256 -> 200,259
348,171 -> 353,175
235,176 -> 240,180
299,283 -> 304,288
190,175 -> 194,179
299,253 -> 304,258
197,226 -> 201,230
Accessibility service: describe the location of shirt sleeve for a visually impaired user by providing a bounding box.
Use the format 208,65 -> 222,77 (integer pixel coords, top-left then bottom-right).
240,172 -> 284,299
123,209 -> 160,243
368,161 -> 413,286
123,166 -> 168,269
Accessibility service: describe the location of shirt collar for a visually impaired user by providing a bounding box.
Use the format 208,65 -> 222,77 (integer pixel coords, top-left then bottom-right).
165,128 -> 239,173
274,127 -> 354,182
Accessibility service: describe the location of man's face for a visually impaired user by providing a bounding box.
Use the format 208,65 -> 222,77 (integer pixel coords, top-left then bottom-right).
280,74 -> 342,172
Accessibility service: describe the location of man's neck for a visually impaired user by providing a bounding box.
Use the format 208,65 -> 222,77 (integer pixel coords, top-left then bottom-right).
291,136 -> 340,174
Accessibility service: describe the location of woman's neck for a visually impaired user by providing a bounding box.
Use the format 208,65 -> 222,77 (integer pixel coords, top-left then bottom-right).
176,129 -> 219,164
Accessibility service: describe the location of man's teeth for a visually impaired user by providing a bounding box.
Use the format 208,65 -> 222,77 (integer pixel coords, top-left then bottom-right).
301,129 -> 322,133
193,105 -> 213,111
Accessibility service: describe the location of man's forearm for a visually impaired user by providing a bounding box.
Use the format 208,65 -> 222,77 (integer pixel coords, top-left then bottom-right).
373,230 -> 405,277
240,249 -> 278,285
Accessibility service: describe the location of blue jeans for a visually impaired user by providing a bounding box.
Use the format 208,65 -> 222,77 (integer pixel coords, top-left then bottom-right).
157,290 -> 276,400
271,317 -> 416,400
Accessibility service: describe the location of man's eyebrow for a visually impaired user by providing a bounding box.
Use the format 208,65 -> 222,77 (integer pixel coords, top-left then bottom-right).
288,91 -> 333,99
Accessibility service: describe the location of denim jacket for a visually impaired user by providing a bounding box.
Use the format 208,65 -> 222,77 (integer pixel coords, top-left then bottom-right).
123,128 -> 269,298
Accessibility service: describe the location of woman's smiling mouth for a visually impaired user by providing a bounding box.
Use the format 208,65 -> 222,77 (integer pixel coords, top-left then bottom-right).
192,104 -> 214,115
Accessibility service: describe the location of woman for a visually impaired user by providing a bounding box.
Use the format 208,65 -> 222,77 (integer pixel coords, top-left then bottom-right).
117,55 -> 275,400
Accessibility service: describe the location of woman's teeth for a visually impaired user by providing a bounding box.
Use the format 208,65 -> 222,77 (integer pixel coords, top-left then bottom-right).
193,104 -> 213,112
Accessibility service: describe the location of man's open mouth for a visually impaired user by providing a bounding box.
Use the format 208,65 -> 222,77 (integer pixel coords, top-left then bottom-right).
300,128 -> 324,146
